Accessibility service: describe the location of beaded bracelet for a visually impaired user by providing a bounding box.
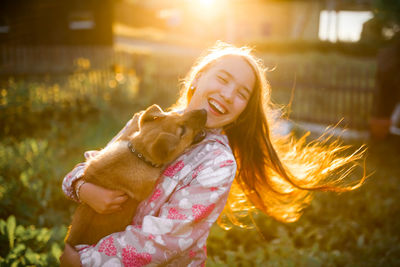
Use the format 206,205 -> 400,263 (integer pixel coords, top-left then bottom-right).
75,179 -> 86,203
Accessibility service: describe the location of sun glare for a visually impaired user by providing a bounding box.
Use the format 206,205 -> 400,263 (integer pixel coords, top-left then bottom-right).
185,0 -> 224,20
190,0 -> 216,8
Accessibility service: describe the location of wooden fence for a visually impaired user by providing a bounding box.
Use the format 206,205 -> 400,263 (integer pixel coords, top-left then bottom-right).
264,57 -> 376,130
0,46 -> 377,131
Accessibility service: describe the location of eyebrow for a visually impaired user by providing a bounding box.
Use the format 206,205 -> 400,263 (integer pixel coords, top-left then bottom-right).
219,70 -> 252,96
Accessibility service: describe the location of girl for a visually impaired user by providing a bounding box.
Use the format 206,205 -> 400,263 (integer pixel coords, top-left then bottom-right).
60,42 -> 365,266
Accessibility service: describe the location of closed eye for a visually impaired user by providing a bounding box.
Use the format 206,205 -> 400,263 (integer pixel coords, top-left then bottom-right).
217,75 -> 228,84
238,91 -> 248,100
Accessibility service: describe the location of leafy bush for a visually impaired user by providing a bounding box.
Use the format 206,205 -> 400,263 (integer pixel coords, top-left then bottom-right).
0,67 -> 146,266
0,215 -> 66,266
0,139 -> 71,228
0,69 -> 141,140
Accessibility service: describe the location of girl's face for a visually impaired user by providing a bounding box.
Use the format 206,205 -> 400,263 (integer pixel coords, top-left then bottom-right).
186,56 -> 256,128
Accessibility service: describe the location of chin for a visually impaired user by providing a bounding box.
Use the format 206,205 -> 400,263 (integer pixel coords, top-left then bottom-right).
205,123 -> 216,129
206,123 -> 221,129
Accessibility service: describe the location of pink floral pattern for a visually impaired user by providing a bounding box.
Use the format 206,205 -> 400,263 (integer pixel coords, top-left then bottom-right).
122,245 -> 152,267
192,204 -> 216,222
189,250 -> 196,258
63,123 -> 236,267
167,208 -> 187,220
149,188 -> 162,202
192,164 -> 204,178
162,160 -> 185,177
213,149 -> 223,156
220,160 -> 234,168
98,236 -> 117,256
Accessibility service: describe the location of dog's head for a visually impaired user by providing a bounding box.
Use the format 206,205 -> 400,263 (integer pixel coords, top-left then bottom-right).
131,104 -> 207,166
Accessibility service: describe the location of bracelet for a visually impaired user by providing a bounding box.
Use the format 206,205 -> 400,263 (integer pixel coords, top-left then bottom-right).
75,180 -> 86,203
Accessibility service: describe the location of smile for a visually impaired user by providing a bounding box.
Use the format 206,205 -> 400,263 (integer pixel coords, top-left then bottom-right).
208,99 -> 227,115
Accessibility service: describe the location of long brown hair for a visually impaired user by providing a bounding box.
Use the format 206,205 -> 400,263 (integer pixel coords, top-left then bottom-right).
171,41 -> 367,226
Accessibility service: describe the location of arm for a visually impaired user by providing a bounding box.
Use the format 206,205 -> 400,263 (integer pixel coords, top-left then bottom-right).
77,141 -> 236,266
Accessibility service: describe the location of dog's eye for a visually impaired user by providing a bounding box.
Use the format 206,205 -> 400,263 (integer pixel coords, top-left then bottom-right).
142,115 -> 160,123
178,125 -> 186,137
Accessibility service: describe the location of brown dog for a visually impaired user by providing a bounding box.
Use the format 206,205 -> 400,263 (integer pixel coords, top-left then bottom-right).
65,104 -> 207,246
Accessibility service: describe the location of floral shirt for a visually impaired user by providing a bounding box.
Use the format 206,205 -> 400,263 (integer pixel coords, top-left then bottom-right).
62,121 -> 237,267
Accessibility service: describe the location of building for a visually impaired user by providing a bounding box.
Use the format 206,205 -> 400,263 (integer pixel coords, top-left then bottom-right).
0,0 -> 113,46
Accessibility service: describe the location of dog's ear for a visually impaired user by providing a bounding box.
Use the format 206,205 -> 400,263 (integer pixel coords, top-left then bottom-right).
151,132 -> 179,161
115,111 -> 144,141
140,104 -> 165,126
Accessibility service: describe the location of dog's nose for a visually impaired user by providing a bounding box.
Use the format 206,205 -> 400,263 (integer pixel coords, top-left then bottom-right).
187,109 -> 207,126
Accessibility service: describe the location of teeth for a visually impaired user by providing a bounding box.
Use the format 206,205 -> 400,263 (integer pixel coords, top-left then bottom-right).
209,99 -> 226,114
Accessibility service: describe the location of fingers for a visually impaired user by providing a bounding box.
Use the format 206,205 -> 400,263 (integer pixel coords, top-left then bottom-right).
111,190 -> 127,197
112,194 -> 129,205
102,191 -> 128,214
79,182 -> 129,214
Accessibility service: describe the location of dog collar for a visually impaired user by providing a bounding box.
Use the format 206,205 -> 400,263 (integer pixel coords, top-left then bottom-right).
127,141 -> 161,168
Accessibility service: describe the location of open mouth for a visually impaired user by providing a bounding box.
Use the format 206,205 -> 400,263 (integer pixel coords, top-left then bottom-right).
208,99 -> 227,115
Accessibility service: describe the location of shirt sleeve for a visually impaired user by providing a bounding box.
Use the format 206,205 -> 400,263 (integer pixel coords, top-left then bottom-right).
61,119 -> 133,202
78,141 -> 237,266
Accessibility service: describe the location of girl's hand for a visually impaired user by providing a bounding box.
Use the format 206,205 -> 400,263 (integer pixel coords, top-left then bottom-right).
79,182 -> 128,214
59,244 -> 81,267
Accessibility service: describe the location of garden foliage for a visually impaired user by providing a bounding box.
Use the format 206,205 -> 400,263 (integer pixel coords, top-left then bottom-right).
0,68 -> 148,266
0,54 -> 399,266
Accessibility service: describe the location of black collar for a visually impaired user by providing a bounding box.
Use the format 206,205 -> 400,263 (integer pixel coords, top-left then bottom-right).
127,141 -> 161,168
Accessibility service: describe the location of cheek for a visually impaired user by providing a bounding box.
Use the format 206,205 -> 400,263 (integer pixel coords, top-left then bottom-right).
192,87 -> 209,103
188,92 -> 202,109
234,100 -> 249,116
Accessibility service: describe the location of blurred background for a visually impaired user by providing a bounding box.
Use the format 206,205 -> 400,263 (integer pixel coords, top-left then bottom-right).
0,0 -> 399,266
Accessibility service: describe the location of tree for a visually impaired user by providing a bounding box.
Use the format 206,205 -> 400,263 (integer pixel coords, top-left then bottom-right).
362,0 -> 400,42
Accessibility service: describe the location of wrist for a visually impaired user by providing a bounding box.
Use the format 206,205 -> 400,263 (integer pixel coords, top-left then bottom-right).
74,179 -> 86,203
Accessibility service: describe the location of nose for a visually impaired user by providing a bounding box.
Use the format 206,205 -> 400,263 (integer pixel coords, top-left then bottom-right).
220,85 -> 235,103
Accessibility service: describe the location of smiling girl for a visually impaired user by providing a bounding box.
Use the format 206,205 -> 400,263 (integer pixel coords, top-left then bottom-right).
60,42 -> 366,266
